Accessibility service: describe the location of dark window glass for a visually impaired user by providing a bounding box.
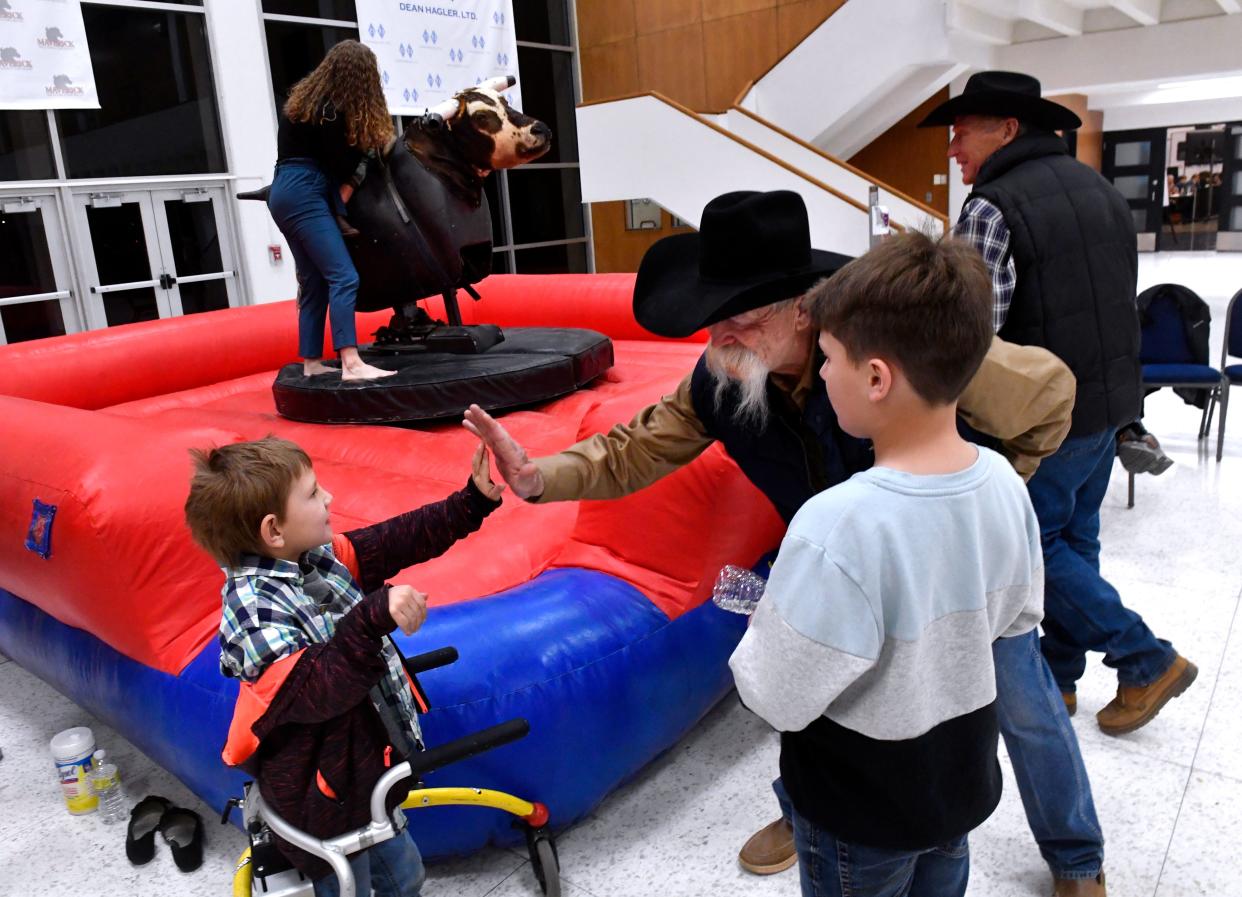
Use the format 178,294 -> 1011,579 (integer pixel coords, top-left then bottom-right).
56,7 -> 225,178
0,208 -> 57,299
484,172 -> 505,244
514,48 -> 577,163
163,199 -> 223,275
2,300 -> 66,343
265,21 -> 360,116
513,241 -> 587,274
514,0 -> 571,46
506,167 -> 585,245
0,112 -> 56,181
86,203 -> 152,285
490,250 -> 511,274
179,281 -> 230,315
103,290 -> 160,326
262,0 -> 358,20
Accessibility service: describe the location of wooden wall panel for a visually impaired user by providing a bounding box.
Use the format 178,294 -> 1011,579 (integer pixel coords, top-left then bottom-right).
1049,93 -> 1103,172
589,201 -> 676,274
703,0 -> 779,22
847,89 -> 950,216
580,41 -> 640,103
777,0 -> 846,48
633,0 -> 701,35
636,24 -> 708,111
703,9 -> 779,110
577,1 -> 637,48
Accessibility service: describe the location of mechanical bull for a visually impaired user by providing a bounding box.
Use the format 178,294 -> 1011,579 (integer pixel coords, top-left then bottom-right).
346,76 -> 551,348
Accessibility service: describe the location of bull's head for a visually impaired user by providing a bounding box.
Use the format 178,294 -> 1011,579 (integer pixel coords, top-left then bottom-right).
405,77 -> 551,180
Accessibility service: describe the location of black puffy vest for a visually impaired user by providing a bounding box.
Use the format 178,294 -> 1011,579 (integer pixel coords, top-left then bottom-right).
971,133 -> 1141,437
688,353 -> 873,523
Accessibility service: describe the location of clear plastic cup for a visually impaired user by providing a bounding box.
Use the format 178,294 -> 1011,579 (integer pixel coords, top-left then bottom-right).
711,564 -> 767,615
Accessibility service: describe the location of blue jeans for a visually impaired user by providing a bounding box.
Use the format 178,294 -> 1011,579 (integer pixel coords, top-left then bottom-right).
1026,428 -> 1176,690
267,159 -> 360,359
994,630 -> 1103,880
773,630 -> 1103,880
311,828 -> 425,897
784,785 -> 969,897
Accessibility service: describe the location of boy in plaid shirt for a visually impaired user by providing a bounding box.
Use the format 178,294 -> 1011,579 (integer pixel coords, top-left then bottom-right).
185,436 -> 502,897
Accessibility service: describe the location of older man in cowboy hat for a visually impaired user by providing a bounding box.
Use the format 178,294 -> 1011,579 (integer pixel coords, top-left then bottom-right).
464,189 -> 1101,895
920,73 -> 1196,752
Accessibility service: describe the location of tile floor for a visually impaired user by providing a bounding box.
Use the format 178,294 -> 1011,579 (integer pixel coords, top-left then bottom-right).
1,252 -> 1240,897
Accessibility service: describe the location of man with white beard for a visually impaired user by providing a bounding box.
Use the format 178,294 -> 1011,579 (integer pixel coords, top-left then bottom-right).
464,190 -> 1106,894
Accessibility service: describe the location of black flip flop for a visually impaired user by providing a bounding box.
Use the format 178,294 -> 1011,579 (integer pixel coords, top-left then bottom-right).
159,806 -> 204,872
126,795 -> 171,865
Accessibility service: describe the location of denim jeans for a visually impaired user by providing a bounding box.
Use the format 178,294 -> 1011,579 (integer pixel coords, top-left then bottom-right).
267,159 -> 360,359
1026,427 -> 1176,690
784,784 -> 969,897
772,629 -> 1103,881
312,828 -> 425,897
994,629 -> 1103,879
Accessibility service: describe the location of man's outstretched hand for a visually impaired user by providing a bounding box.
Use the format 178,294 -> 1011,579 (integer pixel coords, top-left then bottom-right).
462,404 -> 545,500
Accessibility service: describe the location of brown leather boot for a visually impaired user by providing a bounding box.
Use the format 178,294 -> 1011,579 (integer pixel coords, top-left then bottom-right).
738,818 -> 796,875
1062,692 -> 1077,716
1053,871 -> 1106,895
1097,655 -> 1197,736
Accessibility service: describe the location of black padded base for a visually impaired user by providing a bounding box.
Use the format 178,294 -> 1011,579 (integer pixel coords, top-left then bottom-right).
272,327 -> 614,424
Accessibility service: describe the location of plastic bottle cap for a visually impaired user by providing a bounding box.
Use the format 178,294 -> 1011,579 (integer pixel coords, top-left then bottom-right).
93,750 -> 106,762
49,727 -> 95,762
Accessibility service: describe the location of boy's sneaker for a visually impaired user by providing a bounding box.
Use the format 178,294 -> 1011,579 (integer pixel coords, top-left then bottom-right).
1116,429 -> 1173,475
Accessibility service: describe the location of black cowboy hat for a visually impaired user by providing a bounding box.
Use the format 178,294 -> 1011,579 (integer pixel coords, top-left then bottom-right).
917,71 -> 1081,132
633,191 -> 852,339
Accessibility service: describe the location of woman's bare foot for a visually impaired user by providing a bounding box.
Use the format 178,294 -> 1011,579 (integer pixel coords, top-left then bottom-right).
339,346 -> 395,381
341,360 -> 396,381
303,359 -> 334,377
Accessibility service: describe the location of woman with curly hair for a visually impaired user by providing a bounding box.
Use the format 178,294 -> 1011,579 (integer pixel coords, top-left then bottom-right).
269,40 -> 396,380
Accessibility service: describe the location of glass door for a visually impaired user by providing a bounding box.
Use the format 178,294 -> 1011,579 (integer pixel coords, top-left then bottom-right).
74,190 -> 171,330
150,185 -> 238,316
0,194 -> 80,345
1102,128 -> 1166,241
73,186 -> 239,331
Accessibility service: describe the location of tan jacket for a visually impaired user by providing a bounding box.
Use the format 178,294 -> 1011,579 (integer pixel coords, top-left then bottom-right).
534,336 -> 1075,503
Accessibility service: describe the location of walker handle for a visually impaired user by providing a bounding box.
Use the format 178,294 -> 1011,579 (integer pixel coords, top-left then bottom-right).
407,718 -> 530,777
402,646 -> 459,675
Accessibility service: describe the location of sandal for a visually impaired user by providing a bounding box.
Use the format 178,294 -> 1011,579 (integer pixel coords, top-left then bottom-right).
159,806 -> 205,872
126,795 -> 171,865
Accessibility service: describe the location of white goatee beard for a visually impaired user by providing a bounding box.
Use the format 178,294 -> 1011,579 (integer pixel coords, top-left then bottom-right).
705,343 -> 771,431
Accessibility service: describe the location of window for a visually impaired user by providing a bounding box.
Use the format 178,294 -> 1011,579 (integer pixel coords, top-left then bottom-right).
0,113 -> 57,182
262,1 -> 589,275
55,5 -> 226,178
265,21 -> 360,116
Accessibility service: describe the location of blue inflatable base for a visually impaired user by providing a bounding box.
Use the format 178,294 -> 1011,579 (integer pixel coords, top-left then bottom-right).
0,568 -> 747,858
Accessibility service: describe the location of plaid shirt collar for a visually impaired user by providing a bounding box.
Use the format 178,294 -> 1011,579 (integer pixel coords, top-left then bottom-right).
229,544 -> 338,580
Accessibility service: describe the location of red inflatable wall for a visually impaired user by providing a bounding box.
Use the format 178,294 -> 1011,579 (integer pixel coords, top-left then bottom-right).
0,275 -> 780,676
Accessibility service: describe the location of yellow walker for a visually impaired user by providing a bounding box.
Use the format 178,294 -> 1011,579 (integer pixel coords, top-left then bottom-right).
225,647 -> 560,897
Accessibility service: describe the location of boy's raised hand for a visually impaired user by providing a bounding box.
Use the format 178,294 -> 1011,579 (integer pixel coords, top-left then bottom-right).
462,404 -> 545,500
388,584 -> 428,635
471,443 -> 505,501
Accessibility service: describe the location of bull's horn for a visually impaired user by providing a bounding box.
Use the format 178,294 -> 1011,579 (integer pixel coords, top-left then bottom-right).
479,74 -> 517,93
421,76 -> 515,120
423,97 -> 461,120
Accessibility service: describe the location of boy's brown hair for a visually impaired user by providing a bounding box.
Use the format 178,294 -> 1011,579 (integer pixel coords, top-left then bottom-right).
805,231 -> 993,405
184,436 -> 312,566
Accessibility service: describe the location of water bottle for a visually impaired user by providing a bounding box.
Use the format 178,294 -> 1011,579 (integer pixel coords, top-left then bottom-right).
90,749 -> 126,824
711,564 -> 767,615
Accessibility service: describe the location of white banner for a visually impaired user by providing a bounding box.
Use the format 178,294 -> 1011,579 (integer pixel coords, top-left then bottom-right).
354,0 -> 521,116
0,0 -> 99,110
